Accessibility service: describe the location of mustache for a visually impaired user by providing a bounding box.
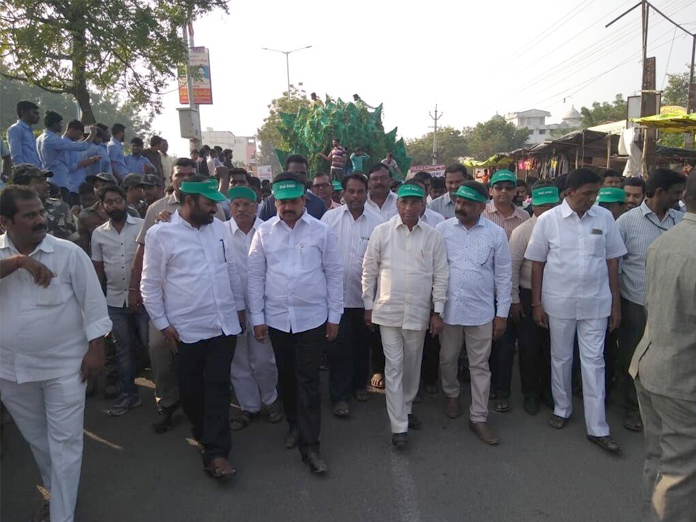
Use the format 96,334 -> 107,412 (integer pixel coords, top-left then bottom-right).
33,224 -> 47,231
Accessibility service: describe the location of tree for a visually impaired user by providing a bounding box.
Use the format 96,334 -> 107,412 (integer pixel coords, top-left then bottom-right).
406,126 -> 468,166
256,85 -> 311,173
580,94 -> 627,127
463,115 -> 531,160
0,1 -> 226,124
1,76 -> 151,138
662,66 -> 692,107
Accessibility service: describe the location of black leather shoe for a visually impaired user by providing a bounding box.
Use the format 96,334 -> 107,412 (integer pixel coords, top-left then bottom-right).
284,426 -> 299,449
408,414 -> 422,430
152,402 -> 179,434
587,435 -> 621,454
392,432 -> 408,448
523,396 -> 540,416
303,451 -> 327,474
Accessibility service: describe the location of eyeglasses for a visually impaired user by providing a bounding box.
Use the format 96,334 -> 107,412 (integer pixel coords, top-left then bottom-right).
493,184 -> 515,192
312,183 -> 331,189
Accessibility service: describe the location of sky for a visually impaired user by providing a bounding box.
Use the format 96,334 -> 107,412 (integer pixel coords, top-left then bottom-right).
151,0 -> 695,159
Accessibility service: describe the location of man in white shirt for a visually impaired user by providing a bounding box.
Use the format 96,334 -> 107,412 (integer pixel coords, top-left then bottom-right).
91,185 -> 147,416
248,173 -> 343,475
509,182 -> 559,416
224,187 -> 282,431
436,182 -> 511,446
365,163 -> 398,220
526,168 -> 627,454
141,179 -> 245,479
428,164 -> 470,219
0,185 -> 111,522
311,172 -> 341,210
362,183 -> 449,449
322,173 -> 383,417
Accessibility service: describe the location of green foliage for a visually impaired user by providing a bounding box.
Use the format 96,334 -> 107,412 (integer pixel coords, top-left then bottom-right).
462,116 -> 532,159
662,66 -> 692,107
406,127 -> 468,166
0,0 -> 227,123
273,95 -> 411,178
580,94 -> 627,127
0,76 -> 151,138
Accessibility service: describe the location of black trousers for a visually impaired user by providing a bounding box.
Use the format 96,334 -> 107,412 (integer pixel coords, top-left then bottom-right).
421,330 -> 441,386
618,298 -> 646,415
518,288 -> 552,399
490,317 -> 517,399
327,308 -> 370,402
175,334 -> 236,466
269,325 -> 324,456
370,326 -> 385,376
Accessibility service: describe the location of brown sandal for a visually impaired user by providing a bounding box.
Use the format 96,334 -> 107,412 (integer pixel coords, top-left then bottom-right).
204,457 -> 236,479
370,373 -> 385,390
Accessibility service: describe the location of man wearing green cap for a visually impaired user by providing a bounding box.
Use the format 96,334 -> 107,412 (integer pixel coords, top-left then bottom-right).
224,186 -> 282,430
141,178 -> 246,479
436,181 -> 511,445
248,172 -> 343,474
362,183 -> 449,449
597,187 -> 626,221
482,169 -> 529,414
509,180 -> 559,415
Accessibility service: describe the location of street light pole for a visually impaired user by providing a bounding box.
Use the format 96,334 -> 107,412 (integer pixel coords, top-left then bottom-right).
261,45 -> 312,95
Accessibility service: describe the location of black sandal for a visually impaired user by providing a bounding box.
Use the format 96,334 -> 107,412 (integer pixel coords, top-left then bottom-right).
549,414 -> 569,430
204,457 -> 236,480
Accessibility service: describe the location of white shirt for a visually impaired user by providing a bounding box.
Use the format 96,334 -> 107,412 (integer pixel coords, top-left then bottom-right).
0,234 -> 112,383
509,215 -> 537,304
525,199 -> 627,320
223,217 -> 264,304
91,214 -> 144,308
362,215 -> 449,330
322,205 -> 383,308
141,212 -> 245,343
428,192 -> 456,219
248,210 -> 344,333
421,208 -> 445,227
366,191 -> 398,220
436,217 -> 512,326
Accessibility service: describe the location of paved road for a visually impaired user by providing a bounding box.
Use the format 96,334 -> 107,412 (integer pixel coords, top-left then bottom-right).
2,371 -> 645,522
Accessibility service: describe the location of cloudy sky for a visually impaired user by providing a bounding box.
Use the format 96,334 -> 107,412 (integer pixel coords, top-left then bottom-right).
151,0 -> 695,157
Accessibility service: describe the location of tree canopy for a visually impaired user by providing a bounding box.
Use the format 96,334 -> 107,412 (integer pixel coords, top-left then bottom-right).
580,94 -> 627,127
662,66 -> 692,107
0,0 -> 226,124
462,116 -> 531,159
406,127 -> 468,166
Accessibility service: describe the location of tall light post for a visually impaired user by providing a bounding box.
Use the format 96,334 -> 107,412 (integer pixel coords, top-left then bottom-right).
261,45 -> 312,95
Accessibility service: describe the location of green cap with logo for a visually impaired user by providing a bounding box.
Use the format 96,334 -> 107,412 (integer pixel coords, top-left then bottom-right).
180,180 -> 227,202
597,187 -> 625,204
490,170 -> 517,186
228,186 -> 257,202
332,180 -> 343,191
396,183 -> 425,199
11,163 -> 53,183
455,184 -> 488,203
273,179 -> 306,200
531,186 -> 560,206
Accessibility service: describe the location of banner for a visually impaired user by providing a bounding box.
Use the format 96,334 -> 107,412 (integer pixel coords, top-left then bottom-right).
408,164 -> 446,177
178,47 -> 213,105
257,165 -> 273,181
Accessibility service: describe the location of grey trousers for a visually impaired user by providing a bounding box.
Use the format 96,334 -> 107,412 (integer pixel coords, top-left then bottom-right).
636,378 -> 696,522
149,322 -> 179,409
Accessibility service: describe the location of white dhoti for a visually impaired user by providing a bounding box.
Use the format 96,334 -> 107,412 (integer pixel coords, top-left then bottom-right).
0,372 -> 86,522
231,319 -> 278,413
548,316 -> 610,436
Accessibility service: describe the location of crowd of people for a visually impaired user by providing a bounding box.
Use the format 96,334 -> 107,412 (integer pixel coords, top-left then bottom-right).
1,100 -> 695,522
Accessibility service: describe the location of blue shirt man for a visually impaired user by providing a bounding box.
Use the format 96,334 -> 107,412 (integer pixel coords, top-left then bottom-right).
36,118 -> 95,190
124,154 -> 155,175
7,101 -> 42,167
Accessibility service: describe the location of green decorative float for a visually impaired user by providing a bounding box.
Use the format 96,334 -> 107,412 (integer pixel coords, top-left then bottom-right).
274,97 -> 411,179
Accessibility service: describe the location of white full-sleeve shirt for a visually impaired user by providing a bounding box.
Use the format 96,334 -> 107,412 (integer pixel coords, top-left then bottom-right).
436,217 -> 512,326
362,215 -> 449,330
223,217 -> 264,305
0,234 -> 112,383
365,191 -> 398,220
321,205 -> 384,308
141,211 -> 245,343
525,199 -> 627,320
248,210 -> 344,333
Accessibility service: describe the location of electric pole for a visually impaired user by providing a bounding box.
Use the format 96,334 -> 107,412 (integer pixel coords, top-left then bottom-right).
182,22 -> 202,150
429,105 -> 443,165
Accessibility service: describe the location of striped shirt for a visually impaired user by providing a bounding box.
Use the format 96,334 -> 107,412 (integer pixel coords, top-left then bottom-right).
428,192 -> 456,219
322,205 -> 383,308
481,201 -> 530,239
616,201 -> 683,305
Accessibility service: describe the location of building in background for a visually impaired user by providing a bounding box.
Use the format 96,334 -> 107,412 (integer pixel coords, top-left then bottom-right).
506,107 -> 582,145
201,128 -> 257,167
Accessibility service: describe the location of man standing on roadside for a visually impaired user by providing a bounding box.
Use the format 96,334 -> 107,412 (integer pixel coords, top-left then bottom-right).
428,164 -> 470,219
319,138 -> 347,182
362,183 -> 448,449
623,177 -> 645,211
248,172 -> 343,474
365,163 -> 398,220
7,101 -> 42,167
124,138 -> 157,176
0,185 -> 111,522
142,136 -> 164,178
526,168 -> 626,454
617,169 -> 684,433
108,124 -> 128,181
630,172 -> 696,522
437,181 -> 511,445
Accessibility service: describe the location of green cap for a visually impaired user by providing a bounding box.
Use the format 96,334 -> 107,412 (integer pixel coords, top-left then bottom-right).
228,186 -> 257,202
597,187 -> 626,204
396,184 -> 425,199
11,163 -> 53,182
273,179 -> 306,200
179,180 -> 227,202
455,185 -> 488,203
332,180 -> 343,191
531,186 -> 560,206
490,170 -> 517,186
